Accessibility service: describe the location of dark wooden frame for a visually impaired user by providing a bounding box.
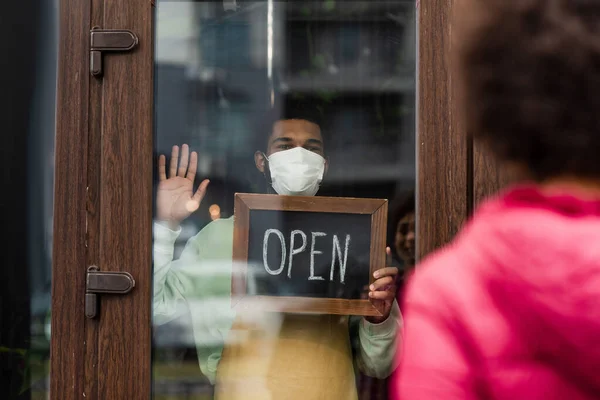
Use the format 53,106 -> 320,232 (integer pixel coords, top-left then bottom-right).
51,0 -> 153,398
416,0 -> 513,263
232,193 -> 388,317
417,0 -> 469,260
50,0 -> 93,397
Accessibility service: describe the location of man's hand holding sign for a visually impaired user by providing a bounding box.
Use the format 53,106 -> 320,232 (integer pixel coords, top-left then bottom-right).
366,247 -> 399,323
232,193 -> 397,318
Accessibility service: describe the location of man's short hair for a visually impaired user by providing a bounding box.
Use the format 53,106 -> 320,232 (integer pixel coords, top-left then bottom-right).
254,106 -> 324,152
457,0 -> 600,181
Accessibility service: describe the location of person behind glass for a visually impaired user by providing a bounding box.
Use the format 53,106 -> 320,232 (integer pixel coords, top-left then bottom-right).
396,1 -> 600,399
388,190 -> 415,285
153,114 -> 402,400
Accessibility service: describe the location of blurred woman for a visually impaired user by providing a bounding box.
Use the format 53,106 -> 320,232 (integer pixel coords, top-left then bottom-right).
396,1 -> 600,399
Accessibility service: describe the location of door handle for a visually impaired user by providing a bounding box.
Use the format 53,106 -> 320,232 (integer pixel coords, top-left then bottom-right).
85,265 -> 135,318
90,28 -> 138,77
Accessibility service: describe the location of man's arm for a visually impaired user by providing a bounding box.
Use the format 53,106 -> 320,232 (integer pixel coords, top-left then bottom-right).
153,220 -> 231,384
154,143 -> 209,322
153,144 -> 229,384
355,300 -> 402,379
355,248 -> 403,378
153,221 -> 196,325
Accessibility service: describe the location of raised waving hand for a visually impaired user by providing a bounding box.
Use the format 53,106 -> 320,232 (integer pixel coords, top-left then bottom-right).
156,144 -> 209,228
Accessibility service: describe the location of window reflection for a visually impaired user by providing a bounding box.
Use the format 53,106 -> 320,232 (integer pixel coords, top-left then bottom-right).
1,1 -> 58,398
153,2 -> 415,399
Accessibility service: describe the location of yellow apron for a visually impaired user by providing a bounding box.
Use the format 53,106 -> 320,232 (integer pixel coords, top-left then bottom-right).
215,313 -> 357,400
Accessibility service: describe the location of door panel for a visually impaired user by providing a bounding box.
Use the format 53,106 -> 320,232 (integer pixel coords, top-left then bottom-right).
417,0 -> 468,259
52,0 -> 153,398
96,0 -> 154,399
51,0 -> 93,397
85,1 -> 107,399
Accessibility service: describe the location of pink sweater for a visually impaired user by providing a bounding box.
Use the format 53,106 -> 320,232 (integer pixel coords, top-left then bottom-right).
394,185 -> 600,399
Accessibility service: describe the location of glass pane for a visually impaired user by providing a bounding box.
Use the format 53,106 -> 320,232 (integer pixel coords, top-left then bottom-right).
152,1 -> 416,399
1,1 -> 58,399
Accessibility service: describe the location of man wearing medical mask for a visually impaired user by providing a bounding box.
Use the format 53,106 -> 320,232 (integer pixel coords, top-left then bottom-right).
255,118 -> 327,197
153,116 -> 402,400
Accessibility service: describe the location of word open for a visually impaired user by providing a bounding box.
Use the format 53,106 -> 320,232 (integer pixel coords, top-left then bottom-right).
262,229 -> 351,283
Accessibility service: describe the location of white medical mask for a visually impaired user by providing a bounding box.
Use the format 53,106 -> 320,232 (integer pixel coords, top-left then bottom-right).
267,147 -> 326,196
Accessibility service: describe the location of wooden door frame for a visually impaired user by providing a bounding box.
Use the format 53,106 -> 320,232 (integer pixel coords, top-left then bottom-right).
50,0 -> 488,398
416,0 -> 470,261
51,0 -> 153,398
50,0 -> 92,397
415,0 -> 511,261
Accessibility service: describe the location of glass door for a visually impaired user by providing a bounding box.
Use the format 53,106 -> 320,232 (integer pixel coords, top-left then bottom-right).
152,2 -> 416,399
50,0 -> 475,399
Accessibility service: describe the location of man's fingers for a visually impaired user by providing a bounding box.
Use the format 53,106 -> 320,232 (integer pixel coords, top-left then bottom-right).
386,246 -> 392,265
169,145 -> 179,178
373,267 -> 399,279
192,179 -> 210,203
369,289 -> 395,300
187,151 -> 198,182
187,179 -> 210,214
369,276 -> 394,291
178,144 -> 190,177
158,155 -> 167,181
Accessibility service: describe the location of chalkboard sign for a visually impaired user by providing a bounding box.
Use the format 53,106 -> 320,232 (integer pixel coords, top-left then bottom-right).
232,193 -> 388,316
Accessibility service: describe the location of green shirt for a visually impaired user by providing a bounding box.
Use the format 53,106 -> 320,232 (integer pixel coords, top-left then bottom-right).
153,216 -> 402,384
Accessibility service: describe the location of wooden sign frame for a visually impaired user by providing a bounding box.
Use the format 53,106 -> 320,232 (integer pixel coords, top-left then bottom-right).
232,193 -> 388,316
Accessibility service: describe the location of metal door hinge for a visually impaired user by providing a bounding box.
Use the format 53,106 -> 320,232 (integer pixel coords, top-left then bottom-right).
90,28 -> 138,77
85,266 -> 135,318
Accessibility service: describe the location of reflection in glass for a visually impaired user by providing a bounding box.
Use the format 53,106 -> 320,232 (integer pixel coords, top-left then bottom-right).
153,2 -> 415,399
1,1 -> 57,399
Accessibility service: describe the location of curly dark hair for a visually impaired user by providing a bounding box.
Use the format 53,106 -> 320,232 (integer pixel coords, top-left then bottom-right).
456,0 -> 600,181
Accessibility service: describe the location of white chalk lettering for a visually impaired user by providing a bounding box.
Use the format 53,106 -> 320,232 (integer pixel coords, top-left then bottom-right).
263,229 -> 286,275
288,230 -> 307,278
262,228 -> 352,283
309,232 -> 327,281
330,234 -> 351,284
